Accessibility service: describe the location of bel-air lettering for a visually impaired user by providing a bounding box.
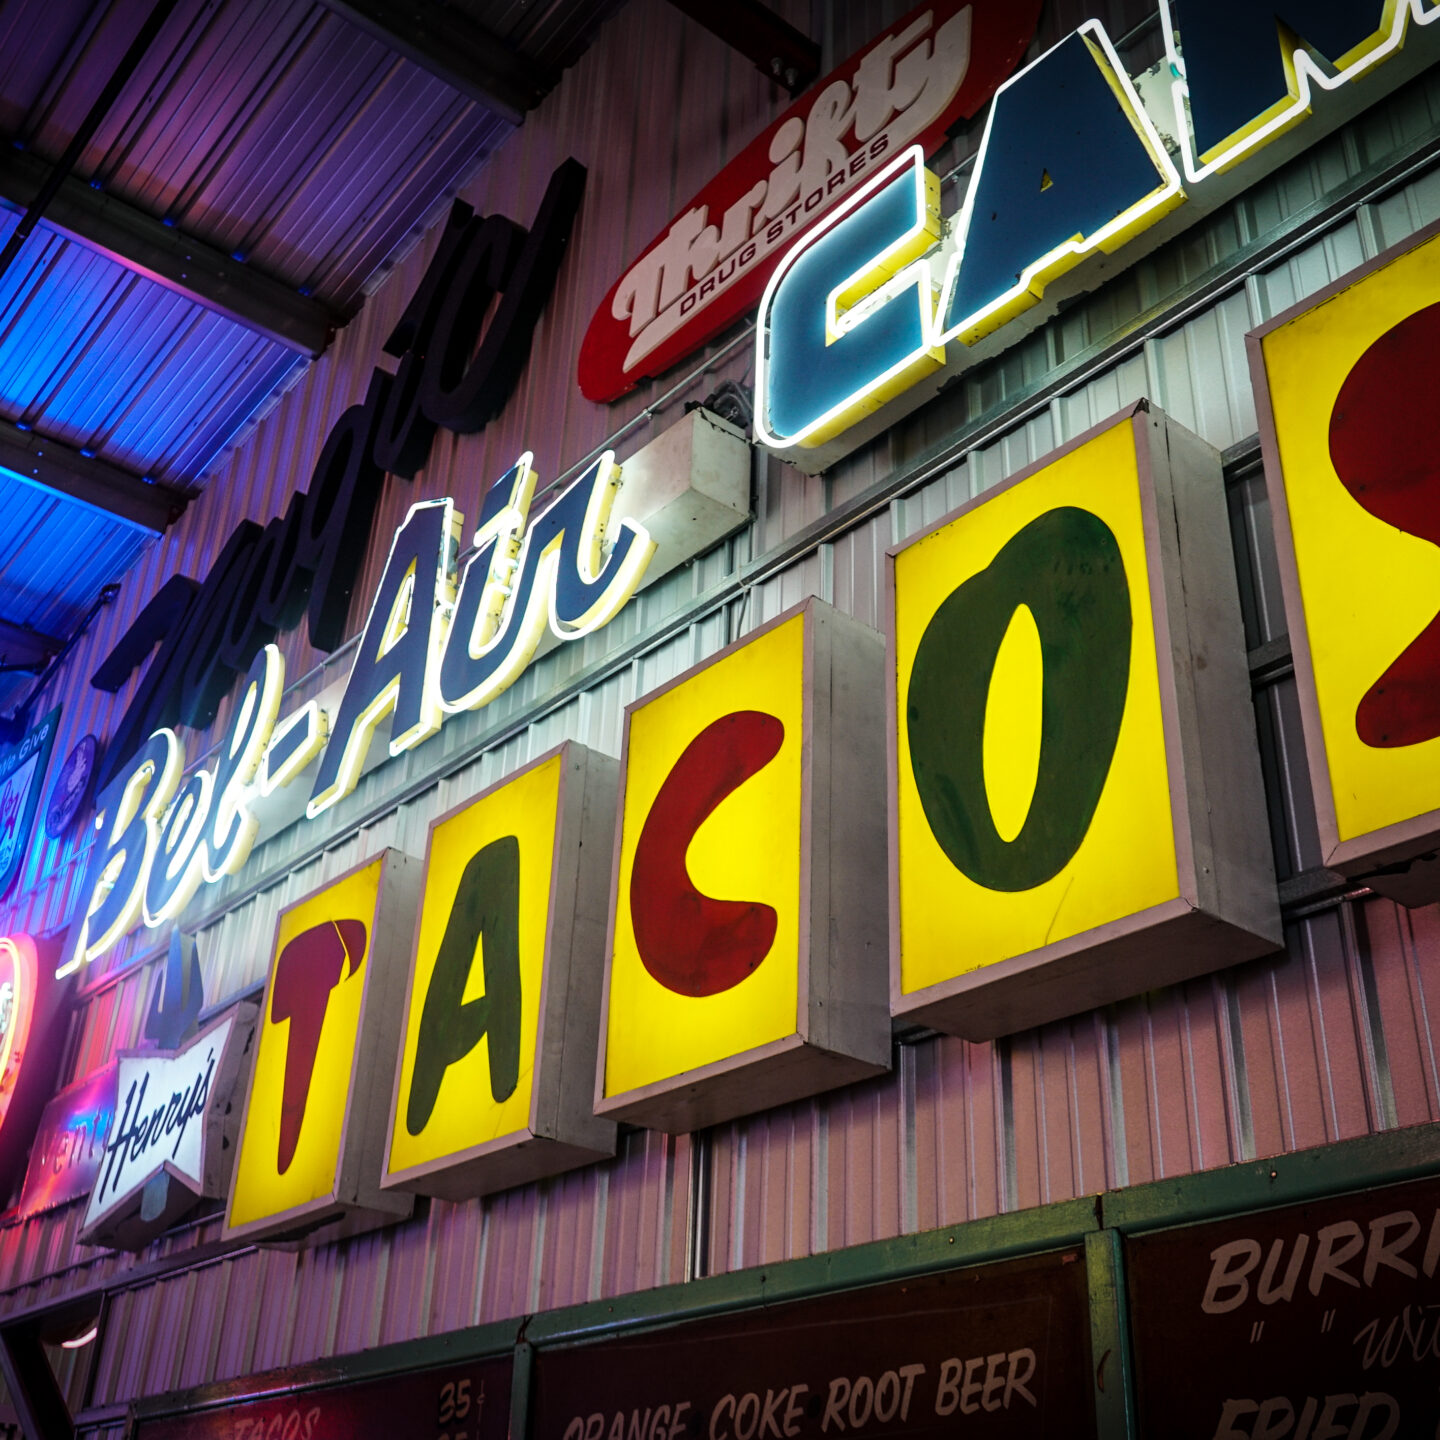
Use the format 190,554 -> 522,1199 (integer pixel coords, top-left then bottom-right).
90,160 -> 586,794
64,456 -> 655,977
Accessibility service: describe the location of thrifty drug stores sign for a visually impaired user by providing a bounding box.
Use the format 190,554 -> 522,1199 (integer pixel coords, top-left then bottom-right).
577,0 -> 1042,401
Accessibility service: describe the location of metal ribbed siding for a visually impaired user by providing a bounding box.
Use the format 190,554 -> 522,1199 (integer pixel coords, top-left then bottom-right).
78,1130 -> 689,1401
0,0 -> 1438,1418
0,202 -> 296,710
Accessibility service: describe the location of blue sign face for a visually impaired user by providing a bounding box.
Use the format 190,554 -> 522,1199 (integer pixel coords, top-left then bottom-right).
934,26 -> 1183,349
0,705 -> 60,901
755,22 -> 1181,453
755,3 -> 1438,458
1161,0 -> 1420,182
755,148 -> 944,450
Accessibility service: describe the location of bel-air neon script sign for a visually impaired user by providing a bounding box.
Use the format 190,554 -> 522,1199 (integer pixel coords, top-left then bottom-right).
755,2 -> 1440,461
63,452 -> 654,977
90,161 -> 588,794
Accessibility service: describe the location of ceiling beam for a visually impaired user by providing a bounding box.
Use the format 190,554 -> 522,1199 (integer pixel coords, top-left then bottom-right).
316,0 -> 555,125
0,148 -> 341,357
667,0 -> 820,94
0,618 -> 64,673
0,418 -> 186,535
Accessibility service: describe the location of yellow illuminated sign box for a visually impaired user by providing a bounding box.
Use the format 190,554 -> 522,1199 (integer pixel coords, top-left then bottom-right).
1252,220 -> 1440,907
888,406 -> 1281,1038
596,599 -> 891,1134
383,744 -> 616,1200
226,850 -> 419,1244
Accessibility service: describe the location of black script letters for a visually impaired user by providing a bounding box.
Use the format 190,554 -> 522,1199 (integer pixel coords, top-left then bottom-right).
93,1052 -> 216,1211
377,159 -> 587,468
421,160 -> 587,434
91,160 -> 587,788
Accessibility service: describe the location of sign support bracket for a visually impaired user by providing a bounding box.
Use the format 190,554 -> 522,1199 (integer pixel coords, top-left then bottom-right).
664,0 -> 819,93
509,1340 -> 535,1440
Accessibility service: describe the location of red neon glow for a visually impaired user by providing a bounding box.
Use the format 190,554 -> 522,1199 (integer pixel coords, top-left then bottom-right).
0,935 -> 38,1125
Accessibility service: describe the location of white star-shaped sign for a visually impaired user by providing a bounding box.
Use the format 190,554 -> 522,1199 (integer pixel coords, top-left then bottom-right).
80,1003 -> 255,1250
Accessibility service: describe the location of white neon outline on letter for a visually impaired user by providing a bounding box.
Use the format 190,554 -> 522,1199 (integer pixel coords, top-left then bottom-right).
202,642 -> 285,884
550,452 -> 657,638
388,498 -> 462,758
754,144 -> 940,452
306,497 -> 461,820
259,700 -> 330,797
439,454 -> 654,714
439,451 -> 540,702
933,20 -> 1184,351
1160,0 -> 1438,186
141,767 -> 216,930
60,727 -> 186,977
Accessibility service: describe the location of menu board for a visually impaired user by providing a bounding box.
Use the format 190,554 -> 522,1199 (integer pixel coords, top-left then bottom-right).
134,1355 -> 511,1440
1128,1175 -> 1440,1437
533,1250 -> 1094,1440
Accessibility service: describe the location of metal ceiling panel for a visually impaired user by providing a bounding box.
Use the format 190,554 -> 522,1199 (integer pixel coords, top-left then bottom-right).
0,0 -> 98,134
0,0 -> 515,309
0,212 -> 302,492
0,484 -> 147,635
0,479 -> 152,709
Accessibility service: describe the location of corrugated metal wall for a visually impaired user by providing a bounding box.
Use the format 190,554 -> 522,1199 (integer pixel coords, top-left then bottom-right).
0,0 -> 1437,1425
